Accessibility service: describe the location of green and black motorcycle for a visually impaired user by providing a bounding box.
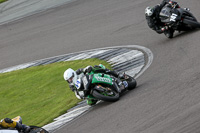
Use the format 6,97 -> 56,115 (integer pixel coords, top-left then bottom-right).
74,65 -> 137,103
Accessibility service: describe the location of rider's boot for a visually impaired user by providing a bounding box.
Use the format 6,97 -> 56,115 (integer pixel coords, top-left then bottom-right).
87,95 -> 98,106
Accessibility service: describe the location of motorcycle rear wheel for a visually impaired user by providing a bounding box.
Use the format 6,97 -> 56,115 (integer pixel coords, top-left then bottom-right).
123,74 -> 137,90
183,19 -> 200,28
127,78 -> 137,90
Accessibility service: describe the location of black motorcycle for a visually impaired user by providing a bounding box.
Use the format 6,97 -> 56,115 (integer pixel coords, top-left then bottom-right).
159,3 -> 200,38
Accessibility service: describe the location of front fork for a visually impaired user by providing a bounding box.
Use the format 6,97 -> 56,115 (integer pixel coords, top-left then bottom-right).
113,81 -> 122,93
112,76 -> 128,93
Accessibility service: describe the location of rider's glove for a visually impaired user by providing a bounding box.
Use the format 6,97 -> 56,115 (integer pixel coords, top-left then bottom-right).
83,66 -> 92,74
118,72 -> 126,79
69,84 -> 76,92
169,1 -> 179,8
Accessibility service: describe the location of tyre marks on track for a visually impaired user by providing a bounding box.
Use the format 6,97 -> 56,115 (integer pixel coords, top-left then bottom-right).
0,45 -> 153,132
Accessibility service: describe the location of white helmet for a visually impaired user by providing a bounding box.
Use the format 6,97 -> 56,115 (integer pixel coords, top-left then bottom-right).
63,68 -> 77,83
145,7 -> 154,16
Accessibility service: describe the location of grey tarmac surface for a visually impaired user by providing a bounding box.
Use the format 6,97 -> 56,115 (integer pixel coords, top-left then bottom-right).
0,0 -> 76,25
1,0 -> 200,133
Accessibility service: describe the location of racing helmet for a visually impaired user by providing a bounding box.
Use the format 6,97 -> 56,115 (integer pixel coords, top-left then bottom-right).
145,7 -> 154,16
63,68 -> 77,83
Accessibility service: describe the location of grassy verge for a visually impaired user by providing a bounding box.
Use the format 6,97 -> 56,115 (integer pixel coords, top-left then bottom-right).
0,58 -> 112,127
0,0 -> 7,4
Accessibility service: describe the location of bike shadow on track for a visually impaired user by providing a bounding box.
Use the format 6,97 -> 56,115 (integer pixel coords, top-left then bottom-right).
173,29 -> 199,39
92,85 -> 141,109
153,29 -> 199,46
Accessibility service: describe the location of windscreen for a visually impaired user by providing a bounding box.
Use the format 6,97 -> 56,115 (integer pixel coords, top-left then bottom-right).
160,7 -> 171,18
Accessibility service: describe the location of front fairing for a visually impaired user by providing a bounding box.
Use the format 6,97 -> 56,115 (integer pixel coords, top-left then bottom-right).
92,73 -> 113,86
160,6 -> 181,24
88,64 -> 107,75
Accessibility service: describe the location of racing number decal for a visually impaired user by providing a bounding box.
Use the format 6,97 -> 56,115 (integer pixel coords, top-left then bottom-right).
170,13 -> 178,22
75,80 -> 81,89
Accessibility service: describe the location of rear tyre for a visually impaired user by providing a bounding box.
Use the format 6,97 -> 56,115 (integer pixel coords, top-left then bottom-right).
127,78 -> 137,90
164,29 -> 174,38
92,88 -> 119,102
183,19 -> 200,28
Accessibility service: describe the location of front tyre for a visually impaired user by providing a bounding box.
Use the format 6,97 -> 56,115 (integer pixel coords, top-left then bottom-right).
164,29 -> 174,38
92,88 -> 119,102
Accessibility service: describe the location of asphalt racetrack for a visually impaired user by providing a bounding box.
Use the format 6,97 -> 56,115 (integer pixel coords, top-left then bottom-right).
1,0 -> 200,133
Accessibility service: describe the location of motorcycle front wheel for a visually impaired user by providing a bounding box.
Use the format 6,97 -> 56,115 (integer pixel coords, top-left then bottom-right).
164,28 -> 174,38
92,86 -> 119,102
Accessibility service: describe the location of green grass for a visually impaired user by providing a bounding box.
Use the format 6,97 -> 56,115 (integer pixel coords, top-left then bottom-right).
0,0 -> 7,4
0,58 -> 112,127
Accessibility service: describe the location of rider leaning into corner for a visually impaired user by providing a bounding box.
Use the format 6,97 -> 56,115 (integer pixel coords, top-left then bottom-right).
145,0 -> 189,38
63,64 -> 127,106
0,116 -> 30,133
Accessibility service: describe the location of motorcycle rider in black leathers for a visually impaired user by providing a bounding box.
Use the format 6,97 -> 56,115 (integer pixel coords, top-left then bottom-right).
145,0 -> 183,38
